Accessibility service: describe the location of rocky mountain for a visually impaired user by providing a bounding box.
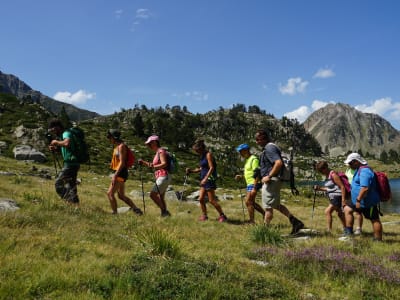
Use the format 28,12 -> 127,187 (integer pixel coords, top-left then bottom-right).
0,70 -> 99,121
303,103 -> 400,158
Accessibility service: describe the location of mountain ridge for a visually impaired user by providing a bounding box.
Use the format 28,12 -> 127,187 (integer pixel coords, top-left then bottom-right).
0,70 -> 99,121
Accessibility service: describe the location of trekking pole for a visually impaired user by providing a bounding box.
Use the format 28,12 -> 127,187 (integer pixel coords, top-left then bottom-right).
311,189 -> 317,220
51,151 -> 58,175
238,186 -> 246,222
177,175 -> 188,213
139,164 -> 146,214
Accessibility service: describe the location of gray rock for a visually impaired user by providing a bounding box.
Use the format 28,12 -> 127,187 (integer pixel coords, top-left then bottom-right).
0,199 -> 20,211
13,145 -> 47,163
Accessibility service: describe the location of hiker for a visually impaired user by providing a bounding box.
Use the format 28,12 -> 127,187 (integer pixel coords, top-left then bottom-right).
235,143 -> 265,223
106,129 -> 143,215
48,119 -> 80,206
313,160 -> 346,233
138,135 -> 171,217
342,153 -> 383,241
185,139 -> 228,222
255,129 -> 304,234
345,167 -> 364,235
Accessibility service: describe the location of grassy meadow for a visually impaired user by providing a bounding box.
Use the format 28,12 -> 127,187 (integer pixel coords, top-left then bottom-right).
1,156 -> 400,300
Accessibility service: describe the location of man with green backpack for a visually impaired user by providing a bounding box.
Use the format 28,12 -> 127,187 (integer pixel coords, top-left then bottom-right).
48,119 -> 81,206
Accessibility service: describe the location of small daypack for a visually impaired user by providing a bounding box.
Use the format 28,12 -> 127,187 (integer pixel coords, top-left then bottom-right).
158,149 -> 178,174
358,166 -> 392,202
329,171 -> 351,196
124,145 -> 135,169
68,127 -> 90,164
279,152 -> 292,182
166,151 -> 178,174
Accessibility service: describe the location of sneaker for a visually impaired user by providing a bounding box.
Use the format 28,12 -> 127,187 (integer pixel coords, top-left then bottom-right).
218,214 -> 227,223
198,215 -> 208,221
161,210 -> 171,217
354,228 -> 362,235
132,207 -> 143,216
290,218 -> 304,235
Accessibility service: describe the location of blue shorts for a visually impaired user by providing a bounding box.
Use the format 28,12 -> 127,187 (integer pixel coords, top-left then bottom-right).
247,183 -> 262,192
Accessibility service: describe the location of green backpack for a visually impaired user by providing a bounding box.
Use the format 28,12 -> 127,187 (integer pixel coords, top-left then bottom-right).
68,127 -> 90,164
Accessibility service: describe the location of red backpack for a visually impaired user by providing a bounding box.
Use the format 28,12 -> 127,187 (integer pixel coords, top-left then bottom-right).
329,171 -> 351,196
358,166 -> 392,202
124,144 -> 135,168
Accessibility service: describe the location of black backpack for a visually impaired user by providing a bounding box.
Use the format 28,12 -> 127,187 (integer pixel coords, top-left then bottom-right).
68,127 -> 90,164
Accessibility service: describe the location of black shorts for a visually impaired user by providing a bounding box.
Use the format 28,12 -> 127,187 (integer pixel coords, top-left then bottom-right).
115,168 -> 128,182
350,204 -> 380,220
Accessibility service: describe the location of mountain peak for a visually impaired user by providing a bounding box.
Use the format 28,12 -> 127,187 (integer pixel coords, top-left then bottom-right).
304,103 -> 400,157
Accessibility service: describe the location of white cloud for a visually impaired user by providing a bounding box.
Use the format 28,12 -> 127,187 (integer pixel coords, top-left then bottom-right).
284,100 -> 334,122
136,8 -> 151,19
279,77 -> 309,95
311,100 -> 332,111
284,106 -> 311,122
313,68 -> 335,79
355,97 -> 392,115
53,90 -> 96,105
114,9 -> 123,19
131,8 -> 153,32
173,91 -> 209,102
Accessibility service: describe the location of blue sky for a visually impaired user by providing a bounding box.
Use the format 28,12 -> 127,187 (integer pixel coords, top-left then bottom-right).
1,0 -> 400,128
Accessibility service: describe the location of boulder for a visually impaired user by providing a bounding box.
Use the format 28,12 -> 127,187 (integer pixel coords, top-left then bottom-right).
0,198 -> 20,212
13,145 -> 47,163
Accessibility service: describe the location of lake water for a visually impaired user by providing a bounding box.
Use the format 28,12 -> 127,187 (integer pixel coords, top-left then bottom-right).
380,178 -> 400,214
301,178 -> 400,214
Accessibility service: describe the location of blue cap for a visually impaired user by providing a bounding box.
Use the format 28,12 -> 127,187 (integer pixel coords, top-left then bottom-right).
236,143 -> 250,152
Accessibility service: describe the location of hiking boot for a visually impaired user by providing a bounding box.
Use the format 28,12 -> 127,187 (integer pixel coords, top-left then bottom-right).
132,207 -> 143,216
290,217 -> 304,235
339,229 -> 353,241
198,215 -> 208,221
218,214 -> 227,223
161,210 -> 171,217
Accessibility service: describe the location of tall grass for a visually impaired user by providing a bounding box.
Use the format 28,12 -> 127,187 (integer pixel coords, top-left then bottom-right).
1,156 -> 400,299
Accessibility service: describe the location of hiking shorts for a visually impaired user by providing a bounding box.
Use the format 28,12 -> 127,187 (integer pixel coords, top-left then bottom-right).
261,179 -> 282,209
329,195 -> 341,208
349,204 -> 380,220
202,179 -> 217,191
114,168 -> 128,182
152,175 -> 171,195
247,183 -> 262,192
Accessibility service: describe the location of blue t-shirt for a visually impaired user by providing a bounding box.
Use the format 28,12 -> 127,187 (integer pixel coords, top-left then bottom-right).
351,166 -> 379,208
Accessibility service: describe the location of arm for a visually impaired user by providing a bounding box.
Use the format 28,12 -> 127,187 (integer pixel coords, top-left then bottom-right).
200,152 -> 215,185
262,159 -> 283,184
186,167 -> 200,174
50,137 -> 70,148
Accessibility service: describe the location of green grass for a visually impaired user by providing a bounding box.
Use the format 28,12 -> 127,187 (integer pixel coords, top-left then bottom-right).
1,156 -> 400,299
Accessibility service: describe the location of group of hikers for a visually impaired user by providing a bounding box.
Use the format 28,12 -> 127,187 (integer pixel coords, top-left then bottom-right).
47,118 -> 383,240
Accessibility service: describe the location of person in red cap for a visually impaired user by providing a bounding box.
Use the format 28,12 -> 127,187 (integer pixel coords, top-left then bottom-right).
139,135 -> 171,217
